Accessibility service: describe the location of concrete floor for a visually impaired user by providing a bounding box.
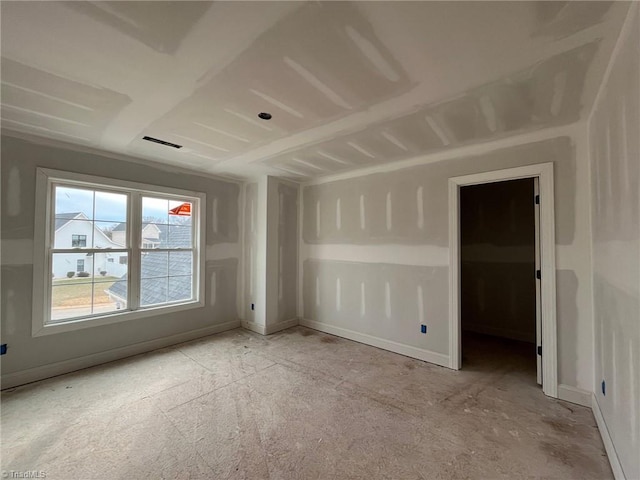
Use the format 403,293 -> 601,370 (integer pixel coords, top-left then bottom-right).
1,327 -> 611,479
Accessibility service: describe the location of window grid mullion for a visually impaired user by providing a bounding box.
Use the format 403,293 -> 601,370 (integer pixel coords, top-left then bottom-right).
51,248 -> 129,254
129,192 -> 142,311
46,180 -> 56,324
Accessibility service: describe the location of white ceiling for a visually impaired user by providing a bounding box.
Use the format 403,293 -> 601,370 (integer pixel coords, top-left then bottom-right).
0,1 -> 630,181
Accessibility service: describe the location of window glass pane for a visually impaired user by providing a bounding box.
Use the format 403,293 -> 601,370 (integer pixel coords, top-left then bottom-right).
140,278 -> 168,307
93,279 -> 123,315
169,251 -> 192,276
46,179 -> 198,326
51,282 -> 93,322
54,220 -> 93,249
141,251 -> 168,278
103,280 -> 128,311
168,200 -> 192,226
94,191 -> 127,223
94,252 -> 127,280
95,221 -> 126,248
142,197 -> 194,248
52,253 -> 89,279
55,186 -> 94,220
168,276 -> 192,303
141,222 -> 163,249
142,197 -> 169,225
166,225 -> 192,248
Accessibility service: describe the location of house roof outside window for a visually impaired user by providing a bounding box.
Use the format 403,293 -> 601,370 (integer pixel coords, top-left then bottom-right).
55,212 -> 85,230
105,224 -> 193,305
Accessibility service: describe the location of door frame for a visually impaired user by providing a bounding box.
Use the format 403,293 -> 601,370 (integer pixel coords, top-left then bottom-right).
448,162 -> 557,398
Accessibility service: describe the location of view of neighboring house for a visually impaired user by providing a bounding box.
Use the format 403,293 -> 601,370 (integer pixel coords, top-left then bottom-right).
106,221 -> 192,308
53,212 -> 127,278
111,222 -> 161,249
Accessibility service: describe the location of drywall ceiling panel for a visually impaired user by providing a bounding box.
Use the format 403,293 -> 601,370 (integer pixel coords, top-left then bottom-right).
0,1 -> 630,179
263,39 -> 600,180
140,1 -> 411,163
64,1 -> 213,55
532,1 -> 614,39
1,59 -> 131,146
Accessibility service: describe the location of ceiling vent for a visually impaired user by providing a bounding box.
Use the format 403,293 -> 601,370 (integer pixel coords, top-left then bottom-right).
142,136 -> 183,149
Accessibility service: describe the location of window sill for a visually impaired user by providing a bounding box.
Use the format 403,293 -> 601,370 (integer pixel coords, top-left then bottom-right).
33,300 -> 205,337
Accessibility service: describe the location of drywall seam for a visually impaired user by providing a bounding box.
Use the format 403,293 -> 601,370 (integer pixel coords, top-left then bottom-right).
557,384 -> 591,407
239,183 -> 247,321
0,240 -> 33,265
301,244 -> 449,266
586,3 -> 637,407
588,2 -> 639,126
571,124 -> 596,391
265,177 -> 280,325
254,177 -> 269,326
0,320 -> 241,390
1,129 -> 245,185
592,394 -> 627,480
302,123 -> 580,186
297,180 -> 304,318
205,243 -> 241,260
300,318 -> 450,368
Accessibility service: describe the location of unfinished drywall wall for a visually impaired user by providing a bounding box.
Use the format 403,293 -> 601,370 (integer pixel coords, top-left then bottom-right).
460,179 -> 536,343
0,135 -> 242,387
277,181 -> 298,322
242,177 -> 298,334
589,4 -> 639,478
243,182 -> 259,325
303,260 -> 448,357
302,133 -> 593,392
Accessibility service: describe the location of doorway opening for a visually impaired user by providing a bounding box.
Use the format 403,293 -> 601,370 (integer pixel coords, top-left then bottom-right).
460,178 -> 539,385
448,163 -> 557,398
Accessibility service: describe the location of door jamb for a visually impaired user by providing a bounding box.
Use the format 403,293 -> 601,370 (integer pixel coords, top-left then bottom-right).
448,162 -> 557,398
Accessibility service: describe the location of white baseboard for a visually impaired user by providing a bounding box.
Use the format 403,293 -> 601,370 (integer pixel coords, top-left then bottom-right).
1,320 -> 241,390
300,319 -> 450,368
241,318 -> 299,335
266,318 -> 299,334
592,393 -> 626,480
241,320 -> 267,335
557,384 -> 592,407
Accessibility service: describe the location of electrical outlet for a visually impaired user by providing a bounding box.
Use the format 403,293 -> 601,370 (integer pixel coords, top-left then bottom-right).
601,380 -> 606,396
420,324 -> 427,334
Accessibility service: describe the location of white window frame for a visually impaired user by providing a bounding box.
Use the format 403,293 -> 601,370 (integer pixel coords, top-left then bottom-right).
32,168 -> 206,337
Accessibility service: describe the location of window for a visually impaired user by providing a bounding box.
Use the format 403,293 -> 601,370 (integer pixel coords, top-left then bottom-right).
33,168 -> 205,336
72,234 -> 87,247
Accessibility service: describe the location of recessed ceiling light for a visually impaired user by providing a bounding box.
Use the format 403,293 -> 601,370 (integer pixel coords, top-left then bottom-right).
258,112 -> 272,120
